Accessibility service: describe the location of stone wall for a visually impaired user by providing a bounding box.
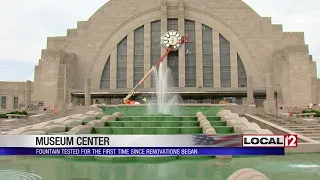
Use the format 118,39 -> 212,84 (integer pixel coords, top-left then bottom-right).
0,81 -> 33,112
31,49 -> 77,113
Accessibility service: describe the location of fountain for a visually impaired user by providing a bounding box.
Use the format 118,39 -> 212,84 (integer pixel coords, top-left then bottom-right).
147,62 -> 183,115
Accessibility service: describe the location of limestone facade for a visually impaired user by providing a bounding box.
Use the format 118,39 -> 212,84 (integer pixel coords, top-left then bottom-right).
0,0 -> 318,110
0,81 -> 32,112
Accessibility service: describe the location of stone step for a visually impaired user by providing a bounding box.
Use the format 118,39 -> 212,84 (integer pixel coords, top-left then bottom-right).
269,121 -> 303,124
288,128 -> 320,132
286,125 -> 320,128
291,131 -> 320,134
289,127 -> 320,130
282,126 -> 320,129
300,133 -> 320,136
287,128 -> 314,130
295,131 -> 320,134
287,126 -> 320,129
304,136 -> 320,139
269,121 -> 304,126
272,120 -> 303,123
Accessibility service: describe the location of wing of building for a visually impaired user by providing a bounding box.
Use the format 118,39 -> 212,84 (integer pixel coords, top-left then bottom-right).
0,0 -> 318,113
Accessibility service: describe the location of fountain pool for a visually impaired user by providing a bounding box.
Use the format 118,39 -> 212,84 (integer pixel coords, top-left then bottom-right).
1,154 -> 320,180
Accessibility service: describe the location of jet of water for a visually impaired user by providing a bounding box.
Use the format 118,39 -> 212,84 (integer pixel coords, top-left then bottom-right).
147,63 -> 183,115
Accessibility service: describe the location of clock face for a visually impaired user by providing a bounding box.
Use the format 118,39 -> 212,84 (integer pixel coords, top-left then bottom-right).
161,30 -> 182,51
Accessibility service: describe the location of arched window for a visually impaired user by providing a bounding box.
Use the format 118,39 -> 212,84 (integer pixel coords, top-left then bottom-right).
237,54 -> 247,87
167,19 -> 179,87
150,21 -> 161,87
185,20 -> 196,87
202,24 -> 213,87
134,26 -> 144,85
117,37 -> 127,89
219,34 -> 231,88
100,57 -> 110,89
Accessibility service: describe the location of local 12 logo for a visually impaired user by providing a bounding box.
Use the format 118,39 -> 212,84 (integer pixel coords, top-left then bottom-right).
242,134 -> 297,147
284,134 -> 298,147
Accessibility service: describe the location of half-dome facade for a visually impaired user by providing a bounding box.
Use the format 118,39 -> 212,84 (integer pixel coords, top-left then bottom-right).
23,0 -> 319,110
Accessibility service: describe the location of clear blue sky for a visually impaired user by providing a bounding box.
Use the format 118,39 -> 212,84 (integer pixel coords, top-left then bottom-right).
0,0 -> 319,81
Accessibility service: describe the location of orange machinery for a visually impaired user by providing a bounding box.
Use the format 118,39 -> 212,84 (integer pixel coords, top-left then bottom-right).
123,35 -> 188,104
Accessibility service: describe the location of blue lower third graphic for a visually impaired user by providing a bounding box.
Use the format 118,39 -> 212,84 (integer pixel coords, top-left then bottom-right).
0,147 -> 284,156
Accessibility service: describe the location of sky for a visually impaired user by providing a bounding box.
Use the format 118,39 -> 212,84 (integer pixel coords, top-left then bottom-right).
0,0 -> 319,81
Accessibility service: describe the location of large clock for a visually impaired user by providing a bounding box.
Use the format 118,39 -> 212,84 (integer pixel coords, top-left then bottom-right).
161,30 -> 182,51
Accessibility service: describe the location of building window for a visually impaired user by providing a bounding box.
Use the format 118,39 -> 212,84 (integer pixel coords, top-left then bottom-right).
185,20 -> 196,87
13,96 -> 19,109
134,26 -> 144,85
1,96 -> 6,109
167,19 -> 179,87
219,34 -> 231,88
202,24 -> 213,87
100,57 -> 110,89
150,21 -> 161,87
117,37 -> 127,89
168,19 -> 179,31
237,54 -> 247,87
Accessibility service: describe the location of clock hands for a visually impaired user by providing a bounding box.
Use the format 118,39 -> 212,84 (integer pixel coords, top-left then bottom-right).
170,36 -> 175,45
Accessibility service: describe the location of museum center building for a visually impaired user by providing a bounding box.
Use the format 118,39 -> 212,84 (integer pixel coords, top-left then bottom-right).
0,0 -> 319,111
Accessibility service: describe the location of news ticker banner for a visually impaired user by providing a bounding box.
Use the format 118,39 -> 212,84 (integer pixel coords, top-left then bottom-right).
0,134 -> 297,156
0,147 -> 284,156
0,134 -> 242,147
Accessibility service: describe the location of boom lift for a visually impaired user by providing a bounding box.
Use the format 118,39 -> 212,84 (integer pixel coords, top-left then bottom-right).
123,33 -> 189,104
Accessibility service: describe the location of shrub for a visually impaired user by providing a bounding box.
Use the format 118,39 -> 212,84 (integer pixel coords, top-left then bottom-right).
0,114 -> 6,118
0,111 -> 27,118
7,111 -> 27,115
304,110 -> 320,117
302,110 -> 310,113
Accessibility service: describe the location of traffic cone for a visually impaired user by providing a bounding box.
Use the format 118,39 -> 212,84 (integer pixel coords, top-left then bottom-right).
54,105 -> 57,115
289,107 -> 293,116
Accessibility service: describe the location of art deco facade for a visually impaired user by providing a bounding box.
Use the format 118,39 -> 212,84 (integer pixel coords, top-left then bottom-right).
0,0 -> 319,112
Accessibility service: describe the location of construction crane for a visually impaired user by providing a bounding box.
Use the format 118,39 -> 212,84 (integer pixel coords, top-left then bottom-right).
123,31 -> 189,104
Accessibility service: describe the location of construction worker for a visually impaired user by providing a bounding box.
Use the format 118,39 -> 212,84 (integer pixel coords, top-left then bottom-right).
181,35 -> 188,43
180,36 -> 184,43
142,97 -> 147,104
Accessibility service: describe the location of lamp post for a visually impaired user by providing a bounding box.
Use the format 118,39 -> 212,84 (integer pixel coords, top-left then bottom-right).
69,86 -> 73,104
275,84 -> 280,117
275,91 -> 278,117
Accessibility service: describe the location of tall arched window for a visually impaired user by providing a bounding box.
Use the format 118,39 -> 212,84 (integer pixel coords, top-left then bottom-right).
134,26 -> 144,85
202,24 -> 213,87
219,34 -> 231,88
100,57 -> 110,89
117,37 -> 127,89
237,54 -> 247,87
167,19 -> 179,87
185,20 -> 196,87
150,21 -> 161,87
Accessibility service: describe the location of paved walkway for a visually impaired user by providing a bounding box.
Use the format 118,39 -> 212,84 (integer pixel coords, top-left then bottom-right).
0,116 -> 57,134
254,114 -> 320,142
1,119 -> 29,134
